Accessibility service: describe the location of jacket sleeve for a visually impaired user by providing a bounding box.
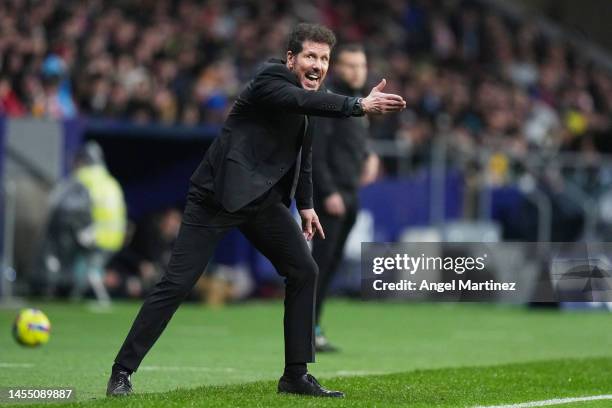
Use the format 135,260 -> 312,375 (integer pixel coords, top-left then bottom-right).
312,116 -> 338,199
295,146 -> 313,210
51,180 -> 95,248
295,126 -> 314,210
251,65 -> 361,118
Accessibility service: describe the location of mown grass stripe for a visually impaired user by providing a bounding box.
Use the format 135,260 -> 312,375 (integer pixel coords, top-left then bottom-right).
474,394 -> 612,408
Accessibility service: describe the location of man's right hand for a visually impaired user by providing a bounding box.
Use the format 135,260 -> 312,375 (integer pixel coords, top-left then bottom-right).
361,78 -> 406,115
324,192 -> 346,216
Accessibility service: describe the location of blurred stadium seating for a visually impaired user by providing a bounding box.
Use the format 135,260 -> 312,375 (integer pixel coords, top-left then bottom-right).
2,0 -> 612,304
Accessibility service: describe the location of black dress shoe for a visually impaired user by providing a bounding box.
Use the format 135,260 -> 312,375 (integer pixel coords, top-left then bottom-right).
278,373 -> 344,398
106,368 -> 133,397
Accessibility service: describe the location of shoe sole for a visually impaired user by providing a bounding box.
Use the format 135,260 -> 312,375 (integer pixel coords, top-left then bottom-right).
278,389 -> 345,398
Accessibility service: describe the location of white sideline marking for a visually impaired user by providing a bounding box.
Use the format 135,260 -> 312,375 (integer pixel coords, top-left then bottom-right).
333,370 -> 385,376
140,365 -> 235,373
0,362 -> 34,368
474,394 -> 612,408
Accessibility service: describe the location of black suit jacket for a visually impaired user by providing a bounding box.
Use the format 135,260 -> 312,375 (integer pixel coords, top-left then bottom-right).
191,59 -> 362,213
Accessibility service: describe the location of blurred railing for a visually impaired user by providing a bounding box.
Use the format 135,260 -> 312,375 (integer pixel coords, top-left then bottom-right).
0,179 -> 19,307
2,115 -> 610,302
369,132 -> 612,244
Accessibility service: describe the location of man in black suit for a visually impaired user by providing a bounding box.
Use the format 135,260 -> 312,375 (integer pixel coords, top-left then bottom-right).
312,44 -> 379,352
106,23 -> 405,398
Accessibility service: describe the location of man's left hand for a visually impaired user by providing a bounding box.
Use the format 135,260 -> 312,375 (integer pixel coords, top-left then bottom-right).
299,208 -> 325,241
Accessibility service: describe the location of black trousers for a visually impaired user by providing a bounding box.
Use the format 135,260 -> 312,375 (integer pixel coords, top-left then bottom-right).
312,193 -> 358,326
115,183 -> 317,371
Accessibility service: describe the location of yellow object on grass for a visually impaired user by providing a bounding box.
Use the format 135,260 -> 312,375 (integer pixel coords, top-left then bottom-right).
13,308 -> 51,347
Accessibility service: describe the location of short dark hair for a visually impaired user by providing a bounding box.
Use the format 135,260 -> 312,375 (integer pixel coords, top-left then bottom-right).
286,23 -> 337,55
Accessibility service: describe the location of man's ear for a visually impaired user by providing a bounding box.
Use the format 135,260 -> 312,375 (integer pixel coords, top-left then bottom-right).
286,51 -> 294,70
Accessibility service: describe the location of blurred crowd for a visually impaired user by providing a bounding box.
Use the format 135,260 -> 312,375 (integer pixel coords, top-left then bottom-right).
2,0 -> 612,162
6,0 -> 612,300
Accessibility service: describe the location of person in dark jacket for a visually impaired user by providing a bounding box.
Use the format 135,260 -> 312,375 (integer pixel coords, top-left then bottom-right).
106,23 -> 405,398
312,44 -> 380,352
37,141 -> 126,305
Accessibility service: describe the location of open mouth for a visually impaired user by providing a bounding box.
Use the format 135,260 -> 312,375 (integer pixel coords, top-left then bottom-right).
303,72 -> 320,89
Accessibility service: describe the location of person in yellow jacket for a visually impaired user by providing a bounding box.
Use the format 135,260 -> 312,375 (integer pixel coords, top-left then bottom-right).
39,141 -> 126,305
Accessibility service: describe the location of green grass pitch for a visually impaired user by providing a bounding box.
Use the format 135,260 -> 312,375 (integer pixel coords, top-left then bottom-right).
1,300 -> 612,407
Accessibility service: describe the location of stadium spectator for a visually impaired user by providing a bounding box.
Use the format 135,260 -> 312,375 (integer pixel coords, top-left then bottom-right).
1,0 -> 611,168
105,208 -> 181,299
0,75 -> 25,116
34,54 -> 77,119
312,43 -> 379,352
36,141 -> 127,305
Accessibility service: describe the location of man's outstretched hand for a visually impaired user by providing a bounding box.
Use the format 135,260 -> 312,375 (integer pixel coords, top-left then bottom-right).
299,208 -> 325,241
361,78 -> 406,115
